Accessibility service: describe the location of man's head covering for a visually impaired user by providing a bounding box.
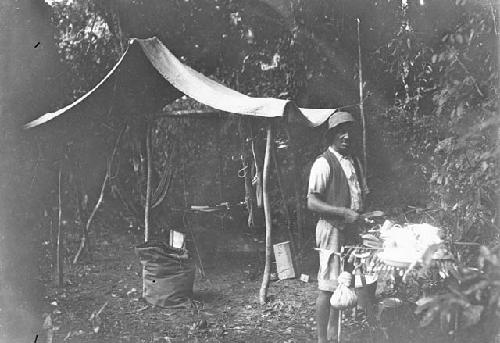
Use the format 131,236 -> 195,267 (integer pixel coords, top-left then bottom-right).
327,111 -> 355,131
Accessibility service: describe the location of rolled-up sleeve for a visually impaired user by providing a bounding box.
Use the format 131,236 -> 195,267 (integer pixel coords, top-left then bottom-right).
307,157 -> 330,197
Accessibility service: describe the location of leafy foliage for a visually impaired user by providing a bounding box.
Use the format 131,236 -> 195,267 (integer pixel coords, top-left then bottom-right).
415,245 -> 500,342
373,0 -> 499,244
51,0 -> 122,97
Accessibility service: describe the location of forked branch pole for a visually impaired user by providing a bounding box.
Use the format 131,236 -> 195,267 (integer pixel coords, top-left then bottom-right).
73,125 -> 126,264
259,124 -> 273,305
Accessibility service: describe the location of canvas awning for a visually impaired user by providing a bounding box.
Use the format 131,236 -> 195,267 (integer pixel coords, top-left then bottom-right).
25,37 -> 338,129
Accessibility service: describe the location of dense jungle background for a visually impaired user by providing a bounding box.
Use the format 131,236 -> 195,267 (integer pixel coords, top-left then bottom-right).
0,0 -> 498,342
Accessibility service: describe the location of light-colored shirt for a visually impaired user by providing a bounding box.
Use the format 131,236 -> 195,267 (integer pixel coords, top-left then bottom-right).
308,147 -> 363,211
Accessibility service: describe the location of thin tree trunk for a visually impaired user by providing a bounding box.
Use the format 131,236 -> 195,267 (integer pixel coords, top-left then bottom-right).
73,125 -> 126,264
259,124 -> 273,305
271,145 -> 296,252
145,121 -> 152,242
56,165 -> 63,287
42,314 -> 53,343
50,216 -> 56,271
217,117 -> 224,230
285,126 -> 304,269
357,18 -> 367,176
143,121 -> 153,297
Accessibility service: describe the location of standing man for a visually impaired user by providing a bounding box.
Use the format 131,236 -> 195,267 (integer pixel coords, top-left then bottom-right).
307,112 -> 368,343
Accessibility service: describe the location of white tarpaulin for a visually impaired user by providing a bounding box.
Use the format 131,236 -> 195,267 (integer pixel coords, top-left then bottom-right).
25,37 -> 337,129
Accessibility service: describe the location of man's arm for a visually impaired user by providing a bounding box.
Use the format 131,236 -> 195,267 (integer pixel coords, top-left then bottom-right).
307,193 -> 359,224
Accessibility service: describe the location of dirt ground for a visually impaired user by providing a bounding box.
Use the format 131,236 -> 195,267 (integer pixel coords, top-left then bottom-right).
35,224 -> 376,342
33,211 -> 451,343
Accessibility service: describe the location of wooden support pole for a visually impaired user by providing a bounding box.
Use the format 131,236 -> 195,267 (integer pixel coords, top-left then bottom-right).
259,123 -> 273,305
56,165 -> 63,287
357,18 -> 367,176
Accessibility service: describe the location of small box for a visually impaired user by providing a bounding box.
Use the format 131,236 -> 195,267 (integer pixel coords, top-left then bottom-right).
273,241 -> 295,280
169,230 -> 185,249
300,274 -> 310,283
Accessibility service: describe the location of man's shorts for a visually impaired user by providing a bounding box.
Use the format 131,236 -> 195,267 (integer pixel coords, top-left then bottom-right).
316,219 -> 355,292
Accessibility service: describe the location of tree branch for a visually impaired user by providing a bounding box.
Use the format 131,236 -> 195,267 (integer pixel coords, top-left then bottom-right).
73,124 -> 126,264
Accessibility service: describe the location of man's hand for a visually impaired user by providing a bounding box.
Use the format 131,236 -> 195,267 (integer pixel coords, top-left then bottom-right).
344,209 -> 360,223
308,194 -> 361,223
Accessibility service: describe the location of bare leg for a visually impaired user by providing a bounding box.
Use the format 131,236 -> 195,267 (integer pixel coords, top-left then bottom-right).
327,307 -> 339,340
317,290 -> 333,343
365,299 -> 376,325
363,281 -> 378,325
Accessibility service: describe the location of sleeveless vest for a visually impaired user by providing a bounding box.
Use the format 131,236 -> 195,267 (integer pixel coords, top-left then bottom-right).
318,149 -> 365,219
318,149 -> 365,245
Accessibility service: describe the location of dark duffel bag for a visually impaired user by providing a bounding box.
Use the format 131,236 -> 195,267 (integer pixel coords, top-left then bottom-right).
135,241 -> 195,308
